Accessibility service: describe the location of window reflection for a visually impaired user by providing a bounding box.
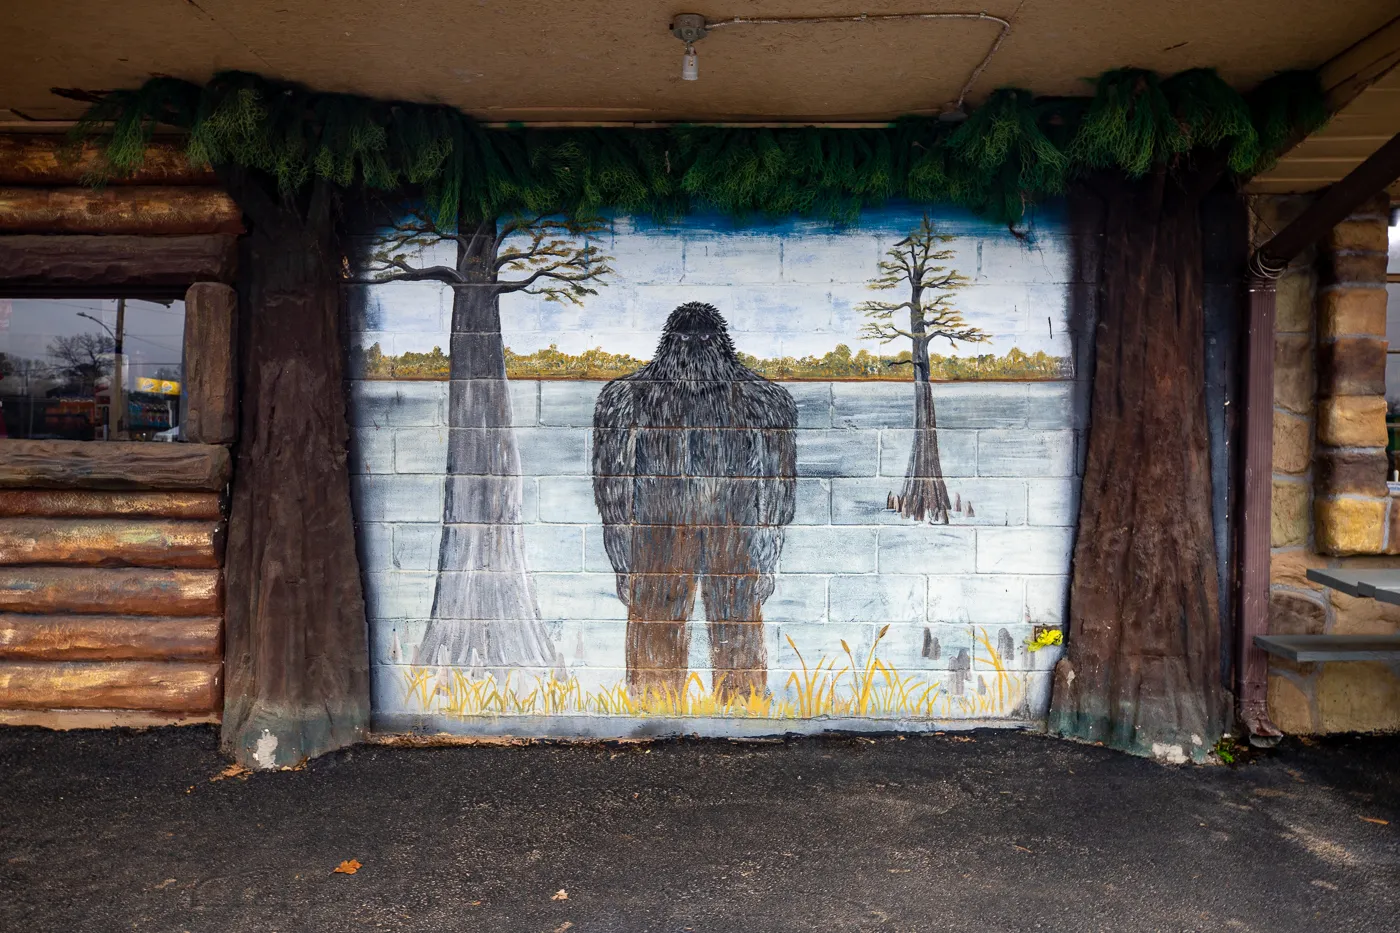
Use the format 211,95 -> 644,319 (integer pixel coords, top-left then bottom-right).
0,298 -> 186,441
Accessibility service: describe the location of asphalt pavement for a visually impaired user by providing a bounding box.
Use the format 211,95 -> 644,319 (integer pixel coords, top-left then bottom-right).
1,726 -> 1397,932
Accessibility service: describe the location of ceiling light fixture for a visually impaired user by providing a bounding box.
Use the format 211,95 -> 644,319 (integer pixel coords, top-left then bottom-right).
667,10 -> 1012,117
671,14 -> 709,81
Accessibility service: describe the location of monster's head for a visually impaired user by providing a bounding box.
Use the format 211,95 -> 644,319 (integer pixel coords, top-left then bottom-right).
654,302 -> 740,377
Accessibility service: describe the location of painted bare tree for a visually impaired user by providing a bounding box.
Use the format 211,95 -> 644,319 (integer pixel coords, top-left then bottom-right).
860,215 -> 988,524
360,209 -> 613,679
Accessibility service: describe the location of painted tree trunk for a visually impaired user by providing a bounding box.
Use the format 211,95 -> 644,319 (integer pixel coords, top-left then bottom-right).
1048,173 -> 1224,762
221,173 -> 369,768
897,339 -> 952,524
414,245 -> 563,681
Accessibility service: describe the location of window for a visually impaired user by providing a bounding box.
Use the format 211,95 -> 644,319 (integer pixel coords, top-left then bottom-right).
0,298 -> 186,441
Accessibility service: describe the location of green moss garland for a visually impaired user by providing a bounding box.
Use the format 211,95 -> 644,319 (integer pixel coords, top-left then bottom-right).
76,67 -> 1324,225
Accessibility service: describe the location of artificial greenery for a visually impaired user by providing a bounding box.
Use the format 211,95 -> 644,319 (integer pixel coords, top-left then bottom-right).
76,67 -> 1325,226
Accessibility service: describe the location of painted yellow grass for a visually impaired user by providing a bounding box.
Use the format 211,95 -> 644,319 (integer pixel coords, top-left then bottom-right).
402,626 -> 1027,720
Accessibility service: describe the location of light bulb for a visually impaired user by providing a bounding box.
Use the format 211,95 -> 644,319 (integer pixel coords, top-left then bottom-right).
682,45 -> 699,81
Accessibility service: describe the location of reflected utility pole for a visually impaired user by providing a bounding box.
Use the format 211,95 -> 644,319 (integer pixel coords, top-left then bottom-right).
77,301 -> 126,440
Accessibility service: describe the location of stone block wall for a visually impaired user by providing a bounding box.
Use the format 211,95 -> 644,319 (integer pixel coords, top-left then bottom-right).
1256,193 -> 1400,734
1313,194 -> 1393,555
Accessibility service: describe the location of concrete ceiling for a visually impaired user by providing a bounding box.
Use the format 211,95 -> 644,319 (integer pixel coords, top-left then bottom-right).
2,2 -> 1399,124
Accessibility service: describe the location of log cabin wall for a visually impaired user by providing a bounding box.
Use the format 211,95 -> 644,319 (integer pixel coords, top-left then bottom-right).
0,134 -> 241,727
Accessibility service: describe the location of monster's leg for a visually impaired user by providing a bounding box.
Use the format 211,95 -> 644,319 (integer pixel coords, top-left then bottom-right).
625,525 -> 696,700
700,526 -> 769,702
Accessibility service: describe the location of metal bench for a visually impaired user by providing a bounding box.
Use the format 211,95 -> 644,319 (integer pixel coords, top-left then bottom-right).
1252,568 -> 1400,662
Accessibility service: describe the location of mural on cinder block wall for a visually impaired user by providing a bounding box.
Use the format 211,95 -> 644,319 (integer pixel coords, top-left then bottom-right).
346,203 -> 1085,737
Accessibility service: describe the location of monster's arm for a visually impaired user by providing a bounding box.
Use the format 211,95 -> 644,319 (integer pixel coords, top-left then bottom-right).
757,389 -> 799,529
591,381 -> 637,603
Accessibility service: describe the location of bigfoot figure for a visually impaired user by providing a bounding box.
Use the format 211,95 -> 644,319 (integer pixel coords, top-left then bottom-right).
592,302 -> 797,700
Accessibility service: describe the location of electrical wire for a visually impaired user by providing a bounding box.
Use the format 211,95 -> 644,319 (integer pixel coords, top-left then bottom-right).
700,11 -> 1013,107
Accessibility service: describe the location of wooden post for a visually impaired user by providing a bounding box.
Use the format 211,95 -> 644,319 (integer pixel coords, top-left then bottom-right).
1238,268 -> 1282,743
182,284 -> 238,445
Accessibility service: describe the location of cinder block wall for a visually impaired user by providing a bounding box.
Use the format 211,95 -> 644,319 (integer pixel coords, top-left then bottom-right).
345,207 -> 1094,734
350,378 -> 1083,716
1257,193 -> 1400,734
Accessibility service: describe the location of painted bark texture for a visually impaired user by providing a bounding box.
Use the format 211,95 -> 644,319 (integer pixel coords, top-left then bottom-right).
903,380 -> 952,523
1049,174 -> 1225,761
220,170 -> 369,768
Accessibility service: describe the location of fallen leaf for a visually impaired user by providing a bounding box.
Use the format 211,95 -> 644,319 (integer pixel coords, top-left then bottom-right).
1359,816 -> 1390,826
470,901 -> 482,907
210,763 -> 251,783
333,859 -> 362,875
551,889 -> 569,901
554,924 -> 574,933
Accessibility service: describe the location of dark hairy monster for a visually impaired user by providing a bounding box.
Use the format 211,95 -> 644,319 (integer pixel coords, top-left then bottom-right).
592,303 -> 798,699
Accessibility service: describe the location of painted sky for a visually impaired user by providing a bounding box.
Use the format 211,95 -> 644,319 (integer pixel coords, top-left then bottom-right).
352,201 -> 1075,363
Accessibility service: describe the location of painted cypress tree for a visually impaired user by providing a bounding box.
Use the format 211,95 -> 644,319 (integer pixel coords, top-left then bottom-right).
361,209 -> 612,680
859,215 -> 987,523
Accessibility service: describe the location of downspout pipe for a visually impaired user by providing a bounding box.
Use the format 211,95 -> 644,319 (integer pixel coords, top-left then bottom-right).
1238,129 -> 1400,743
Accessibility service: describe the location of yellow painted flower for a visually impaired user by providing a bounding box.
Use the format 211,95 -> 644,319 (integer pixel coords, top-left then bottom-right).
1026,629 -> 1064,652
